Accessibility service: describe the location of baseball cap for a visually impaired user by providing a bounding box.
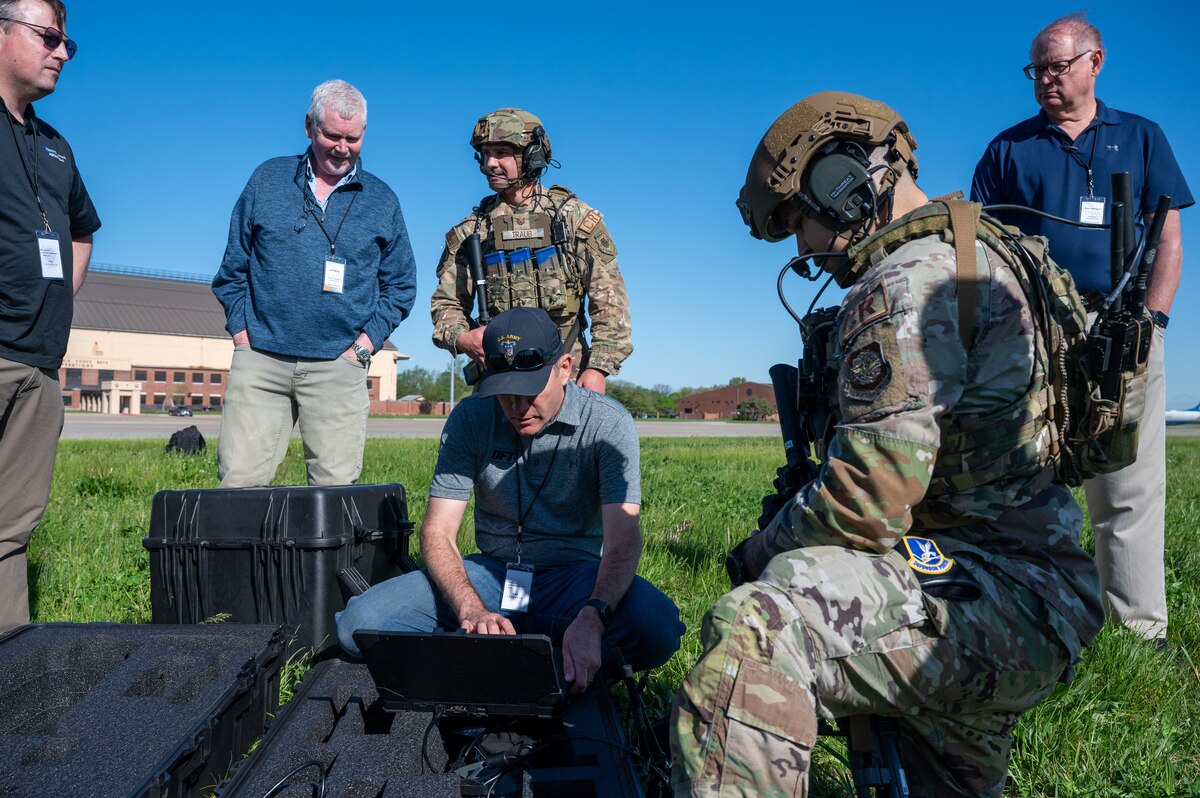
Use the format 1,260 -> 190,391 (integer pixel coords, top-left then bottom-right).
476,307 -> 565,398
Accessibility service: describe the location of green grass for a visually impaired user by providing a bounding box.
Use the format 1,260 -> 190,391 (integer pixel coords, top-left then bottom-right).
27,437 -> 1200,795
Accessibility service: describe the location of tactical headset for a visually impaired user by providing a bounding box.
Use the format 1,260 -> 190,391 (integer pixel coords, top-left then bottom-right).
793,140 -> 878,228
473,125 -> 551,182
521,125 -> 549,179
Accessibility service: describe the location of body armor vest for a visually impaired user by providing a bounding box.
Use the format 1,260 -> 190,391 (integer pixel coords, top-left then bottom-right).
475,187 -> 586,342
839,201 -> 1143,505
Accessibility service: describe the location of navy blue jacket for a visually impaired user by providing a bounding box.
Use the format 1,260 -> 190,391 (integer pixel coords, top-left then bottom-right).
212,154 -> 416,358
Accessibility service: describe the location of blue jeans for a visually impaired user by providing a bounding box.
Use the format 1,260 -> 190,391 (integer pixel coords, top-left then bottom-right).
336,554 -> 684,672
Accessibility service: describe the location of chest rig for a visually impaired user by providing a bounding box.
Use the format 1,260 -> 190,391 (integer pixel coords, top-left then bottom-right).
842,200 -> 1140,504
475,187 -> 586,343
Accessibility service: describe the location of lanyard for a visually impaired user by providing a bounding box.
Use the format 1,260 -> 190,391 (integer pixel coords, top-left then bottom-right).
302,183 -> 359,257
1062,125 -> 1102,197
6,109 -> 52,232
512,424 -> 563,564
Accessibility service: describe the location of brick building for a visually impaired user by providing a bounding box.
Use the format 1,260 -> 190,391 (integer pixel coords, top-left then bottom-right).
61,265 -> 407,413
676,382 -> 776,420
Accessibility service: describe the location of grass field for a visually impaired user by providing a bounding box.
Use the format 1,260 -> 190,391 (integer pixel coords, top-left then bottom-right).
27,436 -> 1200,796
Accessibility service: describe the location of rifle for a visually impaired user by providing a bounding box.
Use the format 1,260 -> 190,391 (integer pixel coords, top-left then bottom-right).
756,307 -> 839,530
462,233 -> 490,386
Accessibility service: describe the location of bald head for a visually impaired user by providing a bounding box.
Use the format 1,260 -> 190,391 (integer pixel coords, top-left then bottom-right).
1031,11 -> 1102,60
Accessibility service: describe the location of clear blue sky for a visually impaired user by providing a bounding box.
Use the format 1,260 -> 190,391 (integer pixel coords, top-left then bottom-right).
38,1 -> 1200,407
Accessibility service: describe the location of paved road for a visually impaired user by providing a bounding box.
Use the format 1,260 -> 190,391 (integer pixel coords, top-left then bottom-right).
58,413 -> 1200,440
60,413 -> 781,440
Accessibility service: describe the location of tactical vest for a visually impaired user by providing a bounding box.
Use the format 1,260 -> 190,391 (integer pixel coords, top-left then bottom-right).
842,200 -> 1145,500
474,186 -> 588,345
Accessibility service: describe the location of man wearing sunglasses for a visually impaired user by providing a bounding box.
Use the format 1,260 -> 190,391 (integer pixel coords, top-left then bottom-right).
0,0 -> 99,634
338,307 -> 683,693
972,13 -> 1193,649
430,108 -> 631,395
212,80 -> 416,488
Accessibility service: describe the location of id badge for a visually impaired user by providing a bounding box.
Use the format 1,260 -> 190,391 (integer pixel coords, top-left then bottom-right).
500,562 -> 534,613
36,230 -> 63,280
1079,196 -> 1106,225
323,255 -> 346,293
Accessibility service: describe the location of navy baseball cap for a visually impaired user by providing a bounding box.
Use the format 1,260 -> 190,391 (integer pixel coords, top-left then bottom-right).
476,307 -> 565,398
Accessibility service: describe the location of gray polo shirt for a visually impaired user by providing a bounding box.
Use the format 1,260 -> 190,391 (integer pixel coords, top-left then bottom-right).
430,381 -> 640,567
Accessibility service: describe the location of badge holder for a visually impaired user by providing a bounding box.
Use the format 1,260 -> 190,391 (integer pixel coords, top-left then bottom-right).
37,230 -> 62,280
323,255 -> 346,293
1080,195 -> 1106,225
501,562 -> 534,613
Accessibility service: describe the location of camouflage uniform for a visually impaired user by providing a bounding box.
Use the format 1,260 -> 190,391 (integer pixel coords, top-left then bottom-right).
672,206 -> 1104,796
430,186 -> 632,376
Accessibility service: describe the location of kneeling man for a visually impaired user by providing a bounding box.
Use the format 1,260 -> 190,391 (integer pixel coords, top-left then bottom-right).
337,307 -> 682,692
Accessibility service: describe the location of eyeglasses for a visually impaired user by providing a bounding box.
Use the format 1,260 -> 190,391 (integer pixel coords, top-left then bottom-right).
484,346 -> 561,374
1023,50 -> 1091,80
0,17 -> 77,60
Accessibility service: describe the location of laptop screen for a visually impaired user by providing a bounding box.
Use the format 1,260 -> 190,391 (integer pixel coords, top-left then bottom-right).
352,630 -> 568,719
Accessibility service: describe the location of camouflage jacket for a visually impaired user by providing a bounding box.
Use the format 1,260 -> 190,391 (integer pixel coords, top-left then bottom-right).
429,184 -> 632,376
762,202 -> 1103,646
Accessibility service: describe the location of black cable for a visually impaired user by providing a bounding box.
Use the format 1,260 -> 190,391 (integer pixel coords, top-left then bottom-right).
261,759 -> 326,798
776,255 -> 845,327
479,732 -> 653,798
982,203 -> 1108,229
421,710 -> 443,774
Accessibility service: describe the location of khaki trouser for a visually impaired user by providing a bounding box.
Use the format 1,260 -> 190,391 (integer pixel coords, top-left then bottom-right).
0,357 -> 64,634
1084,323 -> 1168,640
217,347 -> 369,488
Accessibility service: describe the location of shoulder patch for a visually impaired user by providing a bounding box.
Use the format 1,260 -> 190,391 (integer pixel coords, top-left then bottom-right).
844,341 -> 892,400
445,227 -> 465,250
578,209 -> 603,238
838,314 -> 909,421
841,281 -> 890,344
902,536 -> 955,575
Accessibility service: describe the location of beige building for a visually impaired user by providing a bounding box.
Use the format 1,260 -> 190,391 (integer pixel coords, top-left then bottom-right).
62,266 -> 407,413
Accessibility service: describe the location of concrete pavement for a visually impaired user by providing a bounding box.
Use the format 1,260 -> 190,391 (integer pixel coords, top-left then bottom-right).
60,413 -> 782,440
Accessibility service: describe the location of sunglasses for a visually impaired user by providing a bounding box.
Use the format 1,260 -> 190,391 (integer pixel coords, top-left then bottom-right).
1,17 -> 77,60
484,346 -> 561,374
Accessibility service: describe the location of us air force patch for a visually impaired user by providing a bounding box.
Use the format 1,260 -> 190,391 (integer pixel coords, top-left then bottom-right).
845,341 -> 891,400
902,536 -> 954,575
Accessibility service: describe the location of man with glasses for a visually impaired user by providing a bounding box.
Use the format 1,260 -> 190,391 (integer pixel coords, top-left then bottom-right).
0,0 -> 99,633
337,307 -> 682,691
212,79 -> 416,488
972,12 -> 1193,648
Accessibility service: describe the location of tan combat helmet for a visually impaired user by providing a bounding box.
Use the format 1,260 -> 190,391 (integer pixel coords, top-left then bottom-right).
737,91 -> 919,242
470,108 -> 553,177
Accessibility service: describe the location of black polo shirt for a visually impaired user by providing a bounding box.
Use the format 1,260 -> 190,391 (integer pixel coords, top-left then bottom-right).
1,102 -> 101,369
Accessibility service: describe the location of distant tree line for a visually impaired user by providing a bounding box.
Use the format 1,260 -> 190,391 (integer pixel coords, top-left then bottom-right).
397,364 -> 756,419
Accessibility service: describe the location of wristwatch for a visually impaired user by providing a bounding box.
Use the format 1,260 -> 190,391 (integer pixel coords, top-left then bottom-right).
1150,310 -> 1170,330
352,343 -> 372,365
581,598 -> 613,628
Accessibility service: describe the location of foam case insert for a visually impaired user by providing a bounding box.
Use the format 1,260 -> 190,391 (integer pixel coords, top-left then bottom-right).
0,622 -> 284,797
218,659 -> 643,797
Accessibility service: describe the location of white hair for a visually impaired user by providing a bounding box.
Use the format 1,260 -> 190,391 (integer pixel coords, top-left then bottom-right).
307,79 -> 367,127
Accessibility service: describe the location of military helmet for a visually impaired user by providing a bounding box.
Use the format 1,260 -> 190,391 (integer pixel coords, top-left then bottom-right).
470,108 -> 552,161
737,91 -> 918,242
